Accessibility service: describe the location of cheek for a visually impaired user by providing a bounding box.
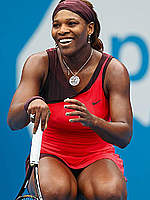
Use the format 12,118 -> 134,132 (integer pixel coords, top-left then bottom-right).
51,29 -> 56,40
77,29 -> 88,43
77,25 -> 88,39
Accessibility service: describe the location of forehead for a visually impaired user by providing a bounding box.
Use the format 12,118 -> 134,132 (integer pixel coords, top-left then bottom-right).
53,9 -> 85,22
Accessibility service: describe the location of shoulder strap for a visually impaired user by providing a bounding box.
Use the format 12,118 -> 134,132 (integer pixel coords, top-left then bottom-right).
39,48 -> 57,100
102,53 -> 113,92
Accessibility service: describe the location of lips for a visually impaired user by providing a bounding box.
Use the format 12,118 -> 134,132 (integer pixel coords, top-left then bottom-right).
58,38 -> 73,46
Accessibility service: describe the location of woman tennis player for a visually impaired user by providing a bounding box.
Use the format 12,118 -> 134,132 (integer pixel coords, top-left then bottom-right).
7,0 -> 133,199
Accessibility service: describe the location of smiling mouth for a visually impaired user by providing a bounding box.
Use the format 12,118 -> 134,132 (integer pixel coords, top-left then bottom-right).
59,38 -> 73,45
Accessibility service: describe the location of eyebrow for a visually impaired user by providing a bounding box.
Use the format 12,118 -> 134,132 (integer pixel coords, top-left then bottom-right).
53,18 -> 78,22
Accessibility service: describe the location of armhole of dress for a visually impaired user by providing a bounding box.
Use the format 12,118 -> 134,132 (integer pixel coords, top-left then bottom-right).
102,55 -> 113,99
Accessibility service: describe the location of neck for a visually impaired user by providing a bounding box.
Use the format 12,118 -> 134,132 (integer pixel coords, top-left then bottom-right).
61,46 -> 93,71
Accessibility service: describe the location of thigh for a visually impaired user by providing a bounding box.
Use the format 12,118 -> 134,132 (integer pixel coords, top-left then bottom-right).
77,159 -> 127,200
28,156 -> 78,200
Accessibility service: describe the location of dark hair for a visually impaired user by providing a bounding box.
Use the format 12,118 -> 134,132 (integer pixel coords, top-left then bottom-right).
58,0 -> 104,51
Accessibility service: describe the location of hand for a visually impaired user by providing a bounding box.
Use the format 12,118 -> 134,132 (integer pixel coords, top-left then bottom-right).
64,98 -> 96,127
27,99 -> 51,134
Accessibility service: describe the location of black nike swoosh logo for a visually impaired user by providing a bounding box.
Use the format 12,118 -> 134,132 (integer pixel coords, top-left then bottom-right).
92,100 -> 102,105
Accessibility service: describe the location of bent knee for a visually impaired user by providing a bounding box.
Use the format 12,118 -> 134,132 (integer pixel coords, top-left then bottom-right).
80,178 -> 126,200
40,178 -> 77,200
94,182 -> 124,199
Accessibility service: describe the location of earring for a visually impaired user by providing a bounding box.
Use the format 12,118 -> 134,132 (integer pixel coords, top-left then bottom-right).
88,34 -> 91,44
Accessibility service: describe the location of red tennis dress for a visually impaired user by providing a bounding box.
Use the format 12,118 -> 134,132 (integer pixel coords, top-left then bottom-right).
39,48 -> 124,175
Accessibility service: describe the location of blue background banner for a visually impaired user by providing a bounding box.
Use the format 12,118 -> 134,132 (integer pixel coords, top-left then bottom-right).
0,1 -> 52,199
0,1 -> 150,199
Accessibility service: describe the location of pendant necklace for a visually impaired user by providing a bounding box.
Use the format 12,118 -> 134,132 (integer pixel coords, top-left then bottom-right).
62,48 -> 93,86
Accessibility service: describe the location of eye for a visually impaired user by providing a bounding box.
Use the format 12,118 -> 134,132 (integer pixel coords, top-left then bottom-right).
53,23 -> 60,28
68,21 -> 78,27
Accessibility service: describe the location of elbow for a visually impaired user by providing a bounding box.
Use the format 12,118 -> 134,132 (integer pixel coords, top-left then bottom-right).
7,116 -> 12,129
7,113 -> 20,131
8,126 -> 18,131
7,117 -> 17,131
118,141 -> 129,149
7,115 -> 30,131
118,129 -> 133,149
7,111 -> 15,130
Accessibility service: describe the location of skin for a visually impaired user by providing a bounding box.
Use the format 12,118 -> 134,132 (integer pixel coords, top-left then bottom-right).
7,9 -> 132,200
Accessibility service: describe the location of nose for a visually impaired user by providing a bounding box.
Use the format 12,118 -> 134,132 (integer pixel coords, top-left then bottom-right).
58,24 -> 70,35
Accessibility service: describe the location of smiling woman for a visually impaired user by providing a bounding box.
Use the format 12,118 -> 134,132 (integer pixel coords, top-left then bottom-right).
7,0 -> 133,199
52,9 -> 92,57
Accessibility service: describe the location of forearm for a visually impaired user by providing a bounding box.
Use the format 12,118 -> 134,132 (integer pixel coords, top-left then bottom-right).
7,103 -> 30,130
90,115 -> 132,148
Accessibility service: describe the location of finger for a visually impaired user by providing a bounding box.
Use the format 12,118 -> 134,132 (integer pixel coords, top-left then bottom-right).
64,104 -> 86,112
40,109 -> 48,131
33,112 -> 41,134
27,107 -> 36,116
44,113 -> 50,130
66,111 -> 86,117
64,98 -> 84,106
69,118 -> 86,124
40,109 -> 51,131
46,110 -> 51,124
69,119 -> 87,127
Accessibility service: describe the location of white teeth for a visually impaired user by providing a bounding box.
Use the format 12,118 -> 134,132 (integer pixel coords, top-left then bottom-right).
59,38 -> 72,43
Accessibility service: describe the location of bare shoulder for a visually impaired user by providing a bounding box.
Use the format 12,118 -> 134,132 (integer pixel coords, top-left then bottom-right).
21,50 -> 49,82
108,58 -> 129,79
105,57 -> 130,93
106,57 -> 130,83
24,51 -> 48,72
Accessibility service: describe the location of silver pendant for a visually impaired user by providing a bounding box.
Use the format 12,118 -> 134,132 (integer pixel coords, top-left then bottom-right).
69,75 -> 80,86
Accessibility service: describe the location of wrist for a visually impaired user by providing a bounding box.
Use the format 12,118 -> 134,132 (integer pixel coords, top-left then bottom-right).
88,114 -> 98,128
24,96 -> 45,113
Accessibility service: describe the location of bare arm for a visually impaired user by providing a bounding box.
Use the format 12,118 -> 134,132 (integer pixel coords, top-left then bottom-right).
90,58 -> 133,148
64,58 -> 133,148
7,51 -> 50,133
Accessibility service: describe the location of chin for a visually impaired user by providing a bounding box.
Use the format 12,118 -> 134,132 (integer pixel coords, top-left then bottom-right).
58,46 -> 77,56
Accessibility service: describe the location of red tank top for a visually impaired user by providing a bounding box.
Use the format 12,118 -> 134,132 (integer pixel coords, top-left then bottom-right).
40,48 -> 124,175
